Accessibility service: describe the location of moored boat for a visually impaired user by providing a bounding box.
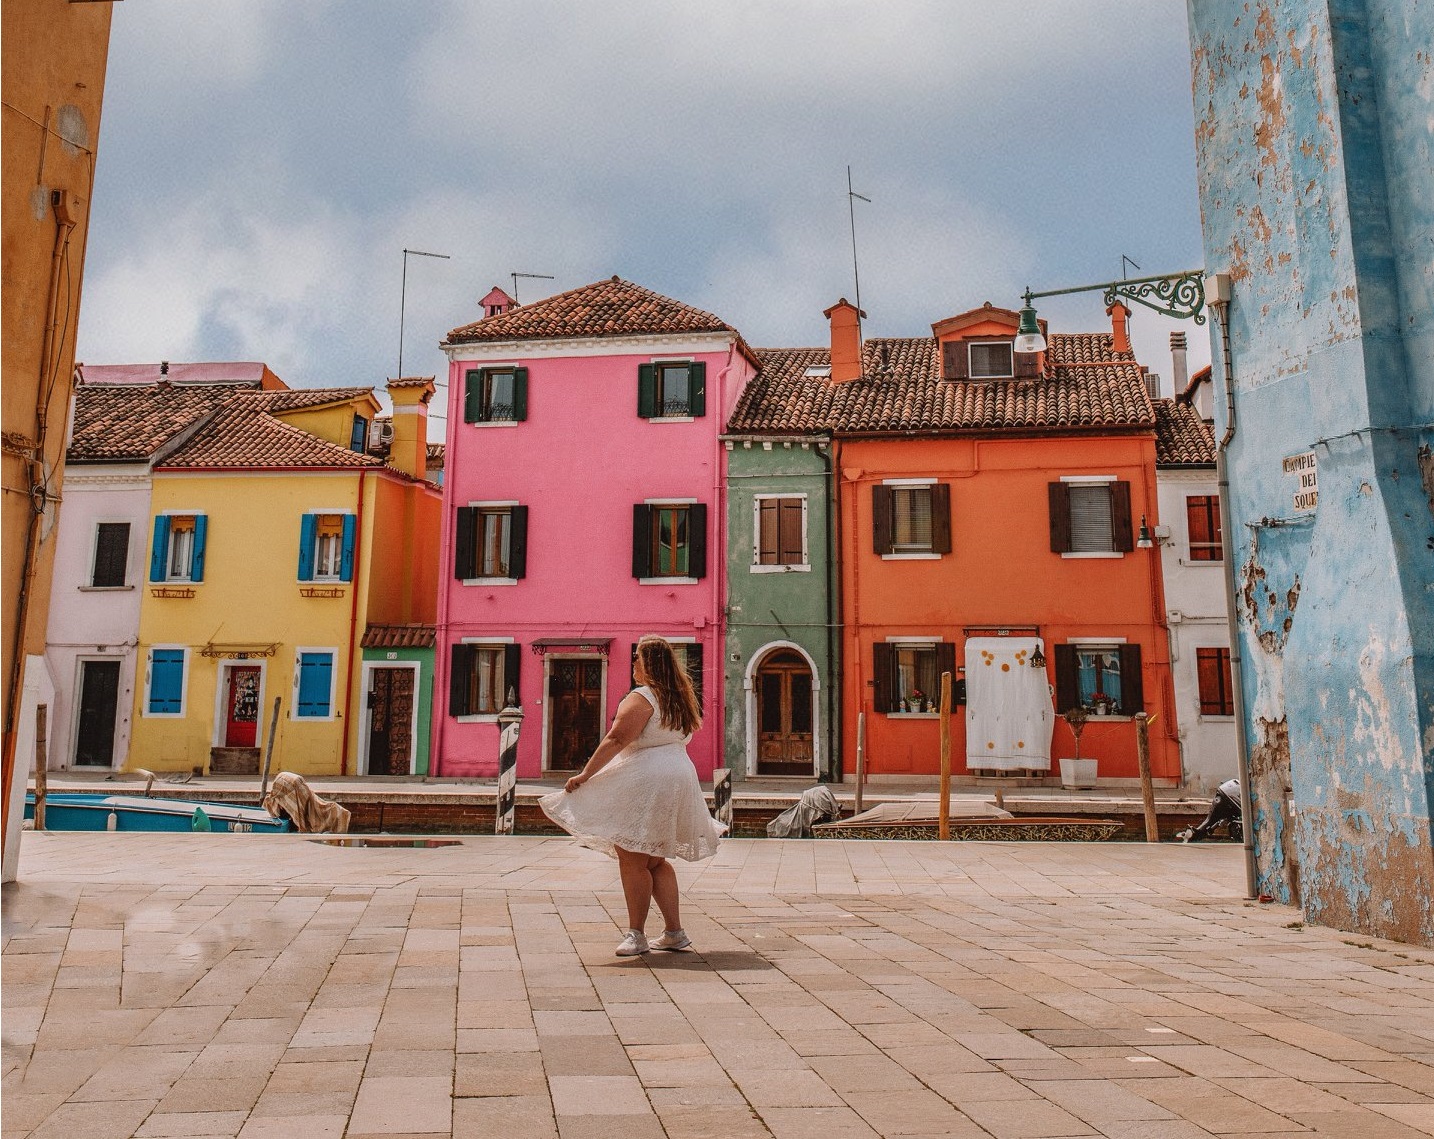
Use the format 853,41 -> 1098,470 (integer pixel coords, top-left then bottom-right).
25,792 -> 290,834
811,800 -> 1121,841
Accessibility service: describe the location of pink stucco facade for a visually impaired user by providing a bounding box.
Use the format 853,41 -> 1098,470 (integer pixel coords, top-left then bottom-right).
434,311 -> 755,780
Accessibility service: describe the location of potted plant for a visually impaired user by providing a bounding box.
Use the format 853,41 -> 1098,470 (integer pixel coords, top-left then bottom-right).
1060,706 -> 1098,788
912,689 -> 928,713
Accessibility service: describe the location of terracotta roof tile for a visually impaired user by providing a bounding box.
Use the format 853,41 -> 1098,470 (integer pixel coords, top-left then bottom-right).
158,392 -> 382,470
729,333 -> 1156,436
446,276 -> 739,346
361,624 -> 436,649
68,381 -> 261,462
1154,398 -> 1216,466
260,387 -> 375,412
387,376 -> 435,390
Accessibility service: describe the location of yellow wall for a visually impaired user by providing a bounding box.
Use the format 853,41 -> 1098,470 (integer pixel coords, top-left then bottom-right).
274,399 -> 380,451
129,466 -> 440,777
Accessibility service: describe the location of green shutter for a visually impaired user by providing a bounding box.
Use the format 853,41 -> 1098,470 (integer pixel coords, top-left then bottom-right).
687,504 -> 707,579
637,364 -> 657,419
689,362 -> 706,417
632,504 -> 653,577
454,507 -> 477,579
464,370 -> 482,423
508,506 -> 528,579
449,643 -> 472,716
512,367 -> 529,421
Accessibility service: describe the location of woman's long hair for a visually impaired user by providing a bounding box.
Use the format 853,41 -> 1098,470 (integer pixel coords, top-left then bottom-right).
636,635 -> 702,736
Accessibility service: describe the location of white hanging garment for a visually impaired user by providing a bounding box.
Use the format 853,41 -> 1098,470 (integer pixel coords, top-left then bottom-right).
964,636 -> 1055,771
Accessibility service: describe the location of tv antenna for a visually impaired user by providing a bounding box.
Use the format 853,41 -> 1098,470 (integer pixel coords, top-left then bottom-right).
398,248 -> 450,378
847,166 -> 871,336
510,272 -> 554,302
1120,254 -> 1141,280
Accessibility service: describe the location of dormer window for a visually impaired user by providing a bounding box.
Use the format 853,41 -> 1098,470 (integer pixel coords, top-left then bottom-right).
968,342 -> 1014,379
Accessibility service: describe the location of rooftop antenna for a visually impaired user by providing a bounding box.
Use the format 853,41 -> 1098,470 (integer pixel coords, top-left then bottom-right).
1120,253 -> 1141,280
510,272 -> 554,303
847,166 -> 871,338
399,248 -> 450,379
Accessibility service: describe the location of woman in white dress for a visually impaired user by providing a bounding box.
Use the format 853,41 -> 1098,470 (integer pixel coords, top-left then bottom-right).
540,635 -> 725,956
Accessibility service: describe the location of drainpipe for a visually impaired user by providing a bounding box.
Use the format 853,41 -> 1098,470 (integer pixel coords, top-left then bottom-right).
339,468 -> 368,776
815,436 -> 840,782
1210,286 -> 1258,900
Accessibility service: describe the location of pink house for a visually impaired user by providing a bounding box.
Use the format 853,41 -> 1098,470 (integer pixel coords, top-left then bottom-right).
433,277 -> 758,779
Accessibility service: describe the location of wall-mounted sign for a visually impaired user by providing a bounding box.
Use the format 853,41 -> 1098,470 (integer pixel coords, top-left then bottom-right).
1283,451 -> 1318,512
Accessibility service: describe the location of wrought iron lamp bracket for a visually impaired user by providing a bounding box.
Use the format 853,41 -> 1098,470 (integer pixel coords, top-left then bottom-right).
1028,269 -> 1207,325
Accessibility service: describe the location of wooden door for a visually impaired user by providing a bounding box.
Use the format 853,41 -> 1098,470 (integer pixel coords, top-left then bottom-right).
755,650 -> 814,776
224,667 -> 261,747
75,659 -> 120,766
367,667 -> 415,776
548,659 -> 604,771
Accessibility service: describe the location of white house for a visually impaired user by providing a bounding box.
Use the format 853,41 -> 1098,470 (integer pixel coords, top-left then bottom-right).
1153,350 -> 1237,792
43,365 -> 273,771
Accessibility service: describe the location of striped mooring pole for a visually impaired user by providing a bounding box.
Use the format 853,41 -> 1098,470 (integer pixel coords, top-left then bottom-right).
495,690 -> 523,836
711,767 -> 733,831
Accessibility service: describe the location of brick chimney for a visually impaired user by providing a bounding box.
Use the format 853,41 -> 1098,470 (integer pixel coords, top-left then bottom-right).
823,298 -> 865,382
1169,331 -> 1188,397
385,377 -> 436,479
480,286 -> 517,319
1106,301 -> 1131,355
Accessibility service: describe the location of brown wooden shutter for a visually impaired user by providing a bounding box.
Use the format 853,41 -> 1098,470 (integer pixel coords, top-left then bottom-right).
503,643 -> 522,706
934,642 -> 956,701
1048,482 -> 1072,553
454,506 -> 477,579
1014,350 -> 1040,378
872,642 -> 895,713
1111,481 -> 1134,552
942,341 -> 968,380
779,498 -> 804,563
688,503 -> 708,579
507,506 -> 528,579
449,643 -> 472,716
930,484 -> 952,554
1118,644 -> 1144,715
632,504 -> 652,577
757,498 -> 776,564
1054,643 -> 1079,712
872,484 -> 893,554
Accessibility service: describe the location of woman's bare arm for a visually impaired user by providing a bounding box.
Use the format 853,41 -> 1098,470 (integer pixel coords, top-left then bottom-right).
564,691 -> 655,792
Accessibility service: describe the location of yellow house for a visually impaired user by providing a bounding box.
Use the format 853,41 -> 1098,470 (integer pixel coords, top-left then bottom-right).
129,378 -> 440,777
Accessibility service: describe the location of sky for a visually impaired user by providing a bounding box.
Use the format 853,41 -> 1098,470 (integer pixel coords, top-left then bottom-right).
78,1 -> 1211,431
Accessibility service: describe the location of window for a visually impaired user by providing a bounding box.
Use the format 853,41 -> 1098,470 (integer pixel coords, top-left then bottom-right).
1054,643 -> 1144,715
149,514 -> 207,583
463,367 -> 529,423
145,648 -> 187,715
1186,495 -> 1223,561
1197,647 -> 1234,715
350,415 -> 369,452
295,651 -> 336,718
454,505 -> 528,580
632,502 -> 707,580
449,642 -> 522,717
1048,481 -> 1134,554
91,522 -> 130,587
298,513 -> 356,582
872,641 -> 956,714
755,496 -> 806,567
638,361 -> 707,419
969,341 -> 1014,379
872,483 -> 951,556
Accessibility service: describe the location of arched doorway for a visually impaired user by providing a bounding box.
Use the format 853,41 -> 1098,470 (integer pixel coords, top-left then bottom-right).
754,648 -> 814,776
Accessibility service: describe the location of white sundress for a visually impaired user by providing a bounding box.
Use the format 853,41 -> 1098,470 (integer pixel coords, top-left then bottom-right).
539,686 -> 726,862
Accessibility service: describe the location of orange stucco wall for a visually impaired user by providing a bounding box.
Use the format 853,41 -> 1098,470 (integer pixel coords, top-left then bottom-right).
837,430 -> 1181,782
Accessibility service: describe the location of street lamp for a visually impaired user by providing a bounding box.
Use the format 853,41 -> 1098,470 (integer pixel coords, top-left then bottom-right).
1016,269 -> 1209,355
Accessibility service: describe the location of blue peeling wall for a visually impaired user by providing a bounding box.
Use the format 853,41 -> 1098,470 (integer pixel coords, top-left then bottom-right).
1187,0 -> 1434,944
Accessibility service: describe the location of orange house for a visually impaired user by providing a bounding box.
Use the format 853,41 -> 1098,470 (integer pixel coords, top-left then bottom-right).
735,299 -> 1180,784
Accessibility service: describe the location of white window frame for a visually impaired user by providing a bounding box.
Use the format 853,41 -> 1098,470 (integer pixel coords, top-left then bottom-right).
886,638 -> 944,719
292,646 -> 339,722
455,636 -> 515,723
162,512 -> 200,583
142,644 -> 190,719
308,510 -> 351,582
650,357 -> 696,422
638,497 -> 700,585
1068,640 -> 1128,719
1058,475 -> 1121,559
881,477 -> 939,559
968,341 -> 1014,379
751,493 -> 810,573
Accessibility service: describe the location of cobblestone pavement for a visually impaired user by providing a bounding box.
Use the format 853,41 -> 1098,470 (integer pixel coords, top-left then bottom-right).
4,832 -> 1433,1138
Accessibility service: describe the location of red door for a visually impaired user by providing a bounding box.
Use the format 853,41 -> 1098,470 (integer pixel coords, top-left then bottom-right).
225,667 -> 261,747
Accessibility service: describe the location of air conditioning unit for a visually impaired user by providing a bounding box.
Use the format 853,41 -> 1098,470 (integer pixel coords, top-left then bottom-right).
368,419 -> 395,450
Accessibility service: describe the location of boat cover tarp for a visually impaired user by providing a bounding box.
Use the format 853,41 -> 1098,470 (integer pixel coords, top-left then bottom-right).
263,772 -> 351,833
766,785 -> 841,838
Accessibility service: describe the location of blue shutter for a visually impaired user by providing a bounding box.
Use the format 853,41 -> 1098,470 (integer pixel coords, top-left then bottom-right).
149,516 -> 171,582
339,515 -> 357,582
148,649 -> 184,714
297,514 -> 317,581
189,515 -> 208,582
297,653 -> 333,717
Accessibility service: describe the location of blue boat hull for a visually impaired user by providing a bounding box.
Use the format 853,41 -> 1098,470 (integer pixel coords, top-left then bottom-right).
25,793 -> 290,834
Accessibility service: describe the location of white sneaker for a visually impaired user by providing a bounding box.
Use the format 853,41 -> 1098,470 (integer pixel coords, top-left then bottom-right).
615,930 -> 650,956
651,929 -> 691,951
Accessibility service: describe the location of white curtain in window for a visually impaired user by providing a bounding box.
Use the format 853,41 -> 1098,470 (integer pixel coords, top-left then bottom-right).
964,637 -> 1054,771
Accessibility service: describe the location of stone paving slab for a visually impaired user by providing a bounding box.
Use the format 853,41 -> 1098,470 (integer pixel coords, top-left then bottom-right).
4,832 -> 1433,1138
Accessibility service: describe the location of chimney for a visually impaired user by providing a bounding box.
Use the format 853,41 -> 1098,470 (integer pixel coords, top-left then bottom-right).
385,377 -> 436,479
1169,331 -> 1188,398
823,298 -> 865,382
480,286 -> 517,319
1106,301 -> 1131,355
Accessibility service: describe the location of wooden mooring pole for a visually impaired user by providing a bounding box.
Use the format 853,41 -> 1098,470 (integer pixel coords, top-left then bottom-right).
938,673 -> 952,841
1135,712 -> 1159,842
854,710 -> 867,815
33,705 -> 47,831
259,697 -> 281,803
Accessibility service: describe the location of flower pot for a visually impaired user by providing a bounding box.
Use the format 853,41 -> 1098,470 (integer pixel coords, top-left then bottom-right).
1059,758 -> 1098,789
